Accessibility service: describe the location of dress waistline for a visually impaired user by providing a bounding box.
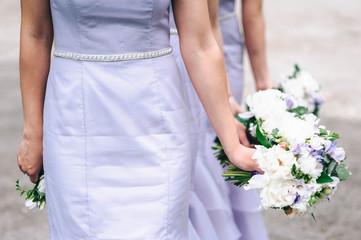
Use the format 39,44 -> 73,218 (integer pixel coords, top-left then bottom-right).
53,47 -> 173,62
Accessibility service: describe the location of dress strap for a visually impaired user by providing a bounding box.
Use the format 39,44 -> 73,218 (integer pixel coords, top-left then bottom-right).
219,12 -> 237,22
53,47 -> 173,62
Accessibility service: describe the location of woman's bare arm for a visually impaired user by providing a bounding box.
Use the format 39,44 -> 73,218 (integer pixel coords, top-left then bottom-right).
18,0 -> 53,182
242,0 -> 272,90
173,0 -> 259,171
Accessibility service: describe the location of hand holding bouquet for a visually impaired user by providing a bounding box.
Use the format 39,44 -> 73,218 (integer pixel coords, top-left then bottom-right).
213,89 -> 350,218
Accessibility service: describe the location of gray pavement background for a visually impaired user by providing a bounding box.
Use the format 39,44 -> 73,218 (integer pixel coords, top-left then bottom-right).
1,0 -> 360,239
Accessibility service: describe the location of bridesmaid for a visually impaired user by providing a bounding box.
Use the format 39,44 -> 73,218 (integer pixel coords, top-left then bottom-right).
169,3 -> 243,239
221,1 -> 273,239
17,0 -> 261,239
195,0 -> 273,239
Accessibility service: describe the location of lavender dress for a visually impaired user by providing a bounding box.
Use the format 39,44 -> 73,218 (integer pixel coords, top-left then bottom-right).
43,1 -> 193,239
195,0 -> 269,239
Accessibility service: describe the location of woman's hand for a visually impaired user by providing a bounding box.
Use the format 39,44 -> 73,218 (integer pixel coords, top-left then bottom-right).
234,119 -> 252,148
228,95 -> 242,115
17,132 -> 43,183
227,144 -> 263,173
228,97 -> 252,147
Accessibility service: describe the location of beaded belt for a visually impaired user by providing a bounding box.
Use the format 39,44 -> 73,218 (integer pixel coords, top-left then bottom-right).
53,47 -> 173,62
219,12 -> 237,21
170,28 -> 178,35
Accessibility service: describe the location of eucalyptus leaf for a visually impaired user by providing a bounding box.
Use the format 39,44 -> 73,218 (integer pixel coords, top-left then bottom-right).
327,161 -> 337,175
336,165 -> 350,181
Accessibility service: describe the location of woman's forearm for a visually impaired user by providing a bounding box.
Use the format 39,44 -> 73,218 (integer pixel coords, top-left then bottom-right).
20,35 -> 53,138
20,0 -> 53,138
242,0 -> 272,90
181,39 -> 240,155
208,0 -> 233,95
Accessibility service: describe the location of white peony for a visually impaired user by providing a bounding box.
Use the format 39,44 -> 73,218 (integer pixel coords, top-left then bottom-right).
246,89 -> 287,120
297,153 -> 323,179
253,145 -> 296,179
259,179 -> 296,209
261,112 -> 317,146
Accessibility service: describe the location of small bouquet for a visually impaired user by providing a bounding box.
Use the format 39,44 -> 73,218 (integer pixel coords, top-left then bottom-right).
278,65 -> 324,116
15,171 -> 46,211
213,89 -> 350,218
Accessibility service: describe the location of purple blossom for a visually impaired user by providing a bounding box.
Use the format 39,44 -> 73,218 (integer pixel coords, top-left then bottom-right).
332,148 -> 346,163
293,193 -> 301,204
293,143 -> 311,155
324,140 -> 337,155
285,94 -> 299,109
251,171 -> 262,176
310,149 -> 324,162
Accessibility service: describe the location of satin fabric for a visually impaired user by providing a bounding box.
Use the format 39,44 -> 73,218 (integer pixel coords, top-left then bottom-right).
43,1 -> 193,239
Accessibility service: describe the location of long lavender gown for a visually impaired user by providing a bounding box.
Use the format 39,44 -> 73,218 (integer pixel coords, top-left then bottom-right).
195,0 -> 269,239
43,1 -> 193,239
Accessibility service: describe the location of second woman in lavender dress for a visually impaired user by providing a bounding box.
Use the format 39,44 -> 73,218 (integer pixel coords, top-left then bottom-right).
169,8 -> 241,240
195,0 -> 272,239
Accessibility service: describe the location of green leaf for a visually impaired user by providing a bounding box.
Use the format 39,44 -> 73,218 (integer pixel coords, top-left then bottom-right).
327,161 -> 337,175
319,128 -> 328,136
287,106 -> 308,116
316,172 -> 334,184
323,154 -> 331,164
336,165 -> 350,181
311,212 -> 317,222
256,125 -> 272,148
211,145 -> 223,150
295,64 -> 300,73
329,132 -> 340,139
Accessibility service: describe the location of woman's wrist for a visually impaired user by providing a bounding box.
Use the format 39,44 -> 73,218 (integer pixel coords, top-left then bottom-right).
255,77 -> 273,91
23,122 -> 43,140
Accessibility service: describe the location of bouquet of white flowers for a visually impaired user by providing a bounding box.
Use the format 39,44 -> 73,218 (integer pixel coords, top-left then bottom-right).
213,89 -> 350,218
15,171 -> 46,211
278,65 -> 324,116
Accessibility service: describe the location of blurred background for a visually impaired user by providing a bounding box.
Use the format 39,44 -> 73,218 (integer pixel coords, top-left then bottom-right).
1,0 -> 360,239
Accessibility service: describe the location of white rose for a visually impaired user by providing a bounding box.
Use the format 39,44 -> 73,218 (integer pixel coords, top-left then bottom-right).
280,79 -> 305,101
297,154 -> 323,179
297,71 -> 320,92
309,136 -> 325,150
25,199 -> 38,211
37,177 -> 46,193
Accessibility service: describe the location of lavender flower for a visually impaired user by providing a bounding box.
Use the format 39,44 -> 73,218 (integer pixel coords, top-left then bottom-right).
285,94 -> 299,109
324,140 -> 337,155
